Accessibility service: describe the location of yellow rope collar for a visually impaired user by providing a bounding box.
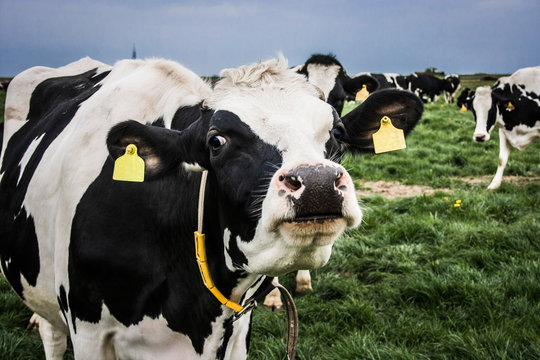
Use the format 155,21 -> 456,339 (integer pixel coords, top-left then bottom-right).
194,170 -> 244,313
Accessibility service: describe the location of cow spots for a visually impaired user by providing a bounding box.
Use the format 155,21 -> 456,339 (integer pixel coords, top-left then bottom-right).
0,206 -> 40,298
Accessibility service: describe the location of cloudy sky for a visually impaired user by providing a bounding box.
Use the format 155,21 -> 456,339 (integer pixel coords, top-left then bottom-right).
1,0 -> 539,77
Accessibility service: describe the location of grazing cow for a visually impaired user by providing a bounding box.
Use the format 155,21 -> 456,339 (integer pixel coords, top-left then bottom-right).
295,54 -> 379,115
443,74 -> 461,103
0,56 -> 423,359
409,72 -> 458,103
458,66 -> 540,189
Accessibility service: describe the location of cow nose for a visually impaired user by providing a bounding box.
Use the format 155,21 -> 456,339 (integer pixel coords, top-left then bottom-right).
474,133 -> 486,142
278,165 -> 346,219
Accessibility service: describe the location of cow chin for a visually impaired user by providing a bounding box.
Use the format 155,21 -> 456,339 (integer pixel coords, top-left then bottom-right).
278,217 -> 347,246
239,218 -> 347,277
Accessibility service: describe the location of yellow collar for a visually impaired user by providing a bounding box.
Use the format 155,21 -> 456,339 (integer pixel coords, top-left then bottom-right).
194,170 -> 244,312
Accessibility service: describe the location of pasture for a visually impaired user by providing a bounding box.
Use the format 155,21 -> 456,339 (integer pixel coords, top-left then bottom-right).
1,78 -> 539,359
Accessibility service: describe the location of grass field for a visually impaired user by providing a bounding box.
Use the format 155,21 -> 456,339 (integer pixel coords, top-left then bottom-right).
1,78 -> 539,359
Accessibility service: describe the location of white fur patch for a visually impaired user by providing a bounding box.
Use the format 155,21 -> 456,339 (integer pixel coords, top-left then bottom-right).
305,63 -> 340,100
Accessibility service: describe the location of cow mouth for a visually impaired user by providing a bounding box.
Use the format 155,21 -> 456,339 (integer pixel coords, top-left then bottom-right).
286,213 -> 343,223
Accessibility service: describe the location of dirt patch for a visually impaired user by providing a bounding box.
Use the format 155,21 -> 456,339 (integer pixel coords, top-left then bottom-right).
356,181 -> 451,199
356,176 -> 539,199
459,175 -> 540,186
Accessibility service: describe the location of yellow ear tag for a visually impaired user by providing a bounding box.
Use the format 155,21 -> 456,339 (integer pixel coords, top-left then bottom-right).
460,104 -> 468,113
506,101 -> 515,111
112,144 -> 145,182
355,84 -> 370,102
372,116 -> 406,154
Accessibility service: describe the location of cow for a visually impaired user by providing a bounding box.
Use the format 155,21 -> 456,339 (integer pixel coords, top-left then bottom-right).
0,56 -> 423,359
408,72 -> 458,103
458,66 -> 540,189
295,54 -> 379,115
354,72 -> 410,91
443,74 -> 461,103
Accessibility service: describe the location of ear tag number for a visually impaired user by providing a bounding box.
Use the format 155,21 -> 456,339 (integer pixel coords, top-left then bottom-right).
112,144 -> 145,182
460,104 -> 468,113
355,84 -> 370,102
506,101 -> 515,111
372,116 -> 406,154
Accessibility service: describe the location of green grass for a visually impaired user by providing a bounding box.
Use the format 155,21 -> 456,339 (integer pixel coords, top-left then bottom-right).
1,84 -> 539,359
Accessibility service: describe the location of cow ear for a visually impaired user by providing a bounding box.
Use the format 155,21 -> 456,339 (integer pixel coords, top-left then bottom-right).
340,89 -> 423,153
343,74 -> 380,94
491,87 -> 511,103
107,120 -> 209,179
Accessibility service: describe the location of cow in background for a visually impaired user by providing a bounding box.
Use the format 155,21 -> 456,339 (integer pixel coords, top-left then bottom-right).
409,73 -> 451,103
295,54 -> 379,115
354,72 -> 410,91
0,56 -> 423,359
458,66 -> 540,189
443,74 -> 461,103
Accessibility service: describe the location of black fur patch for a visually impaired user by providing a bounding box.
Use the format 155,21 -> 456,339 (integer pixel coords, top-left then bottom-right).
0,68 -> 109,299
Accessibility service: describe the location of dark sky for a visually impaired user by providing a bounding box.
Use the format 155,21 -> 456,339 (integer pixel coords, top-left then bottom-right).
1,0 -> 539,77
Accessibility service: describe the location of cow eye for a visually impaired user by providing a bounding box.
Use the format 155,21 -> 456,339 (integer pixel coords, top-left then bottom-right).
332,124 -> 345,139
208,135 -> 227,151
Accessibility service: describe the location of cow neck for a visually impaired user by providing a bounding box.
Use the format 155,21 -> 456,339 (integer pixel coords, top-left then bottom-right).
194,170 -> 262,317
194,171 -> 299,359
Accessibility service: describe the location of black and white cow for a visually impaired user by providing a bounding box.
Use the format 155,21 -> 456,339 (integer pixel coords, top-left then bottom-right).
0,56 -> 423,359
458,66 -> 540,189
295,54 -> 379,115
409,73 -> 457,103
354,72 -> 410,91
443,74 -> 461,103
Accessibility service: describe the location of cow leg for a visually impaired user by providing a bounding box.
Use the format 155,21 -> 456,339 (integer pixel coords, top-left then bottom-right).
488,128 -> 511,190
295,270 -> 313,294
37,316 -> 67,360
263,278 -> 283,310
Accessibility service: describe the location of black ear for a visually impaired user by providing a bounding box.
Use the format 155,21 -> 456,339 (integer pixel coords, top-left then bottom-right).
107,119 -> 209,178
491,86 -> 512,103
343,74 -> 380,95
340,89 -> 423,153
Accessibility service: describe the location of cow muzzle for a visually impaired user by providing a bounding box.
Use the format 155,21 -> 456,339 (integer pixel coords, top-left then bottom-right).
473,133 -> 489,142
278,164 -> 346,222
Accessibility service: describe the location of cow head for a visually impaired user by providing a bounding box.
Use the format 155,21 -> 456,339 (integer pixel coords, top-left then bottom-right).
469,86 -> 503,142
296,54 -> 378,115
443,74 -> 461,102
106,56 -> 422,277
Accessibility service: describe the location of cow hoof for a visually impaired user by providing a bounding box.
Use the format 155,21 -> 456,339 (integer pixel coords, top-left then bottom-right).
263,288 -> 283,310
295,283 -> 313,295
27,313 -> 41,330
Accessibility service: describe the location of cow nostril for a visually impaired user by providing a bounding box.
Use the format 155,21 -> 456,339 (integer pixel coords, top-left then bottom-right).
282,173 -> 302,191
334,170 -> 345,189
474,134 -> 486,142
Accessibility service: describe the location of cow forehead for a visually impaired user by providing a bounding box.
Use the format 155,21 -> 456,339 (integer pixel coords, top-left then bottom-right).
473,86 -> 492,110
206,57 -> 336,161
210,90 -> 335,161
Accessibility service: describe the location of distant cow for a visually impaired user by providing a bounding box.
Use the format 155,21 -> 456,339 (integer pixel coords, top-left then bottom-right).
295,54 -> 379,115
409,73 -> 459,103
458,66 -> 540,189
0,56 -> 423,359
443,74 -> 461,103
355,72 -> 410,91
